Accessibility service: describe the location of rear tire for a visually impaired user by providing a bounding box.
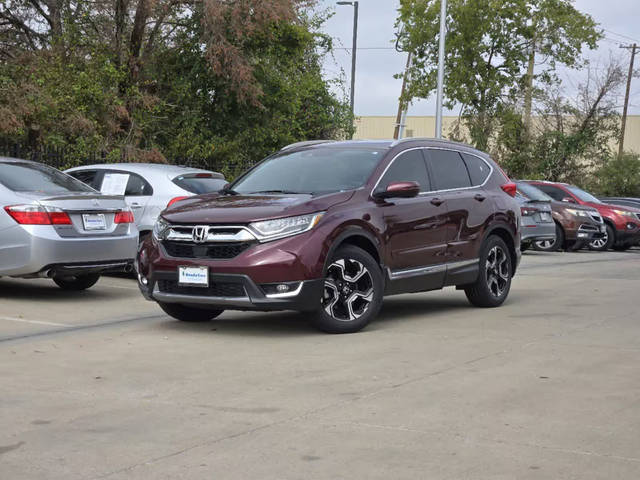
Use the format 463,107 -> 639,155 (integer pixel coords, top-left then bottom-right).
589,224 -> 615,251
465,236 -> 512,308
158,303 -> 224,322
533,223 -> 563,252
53,273 -> 100,291
311,245 -> 383,334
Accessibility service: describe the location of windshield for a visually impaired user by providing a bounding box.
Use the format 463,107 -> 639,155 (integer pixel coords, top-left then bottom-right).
0,162 -> 95,194
231,147 -> 384,194
516,182 -> 553,201
567,186 -> 601,204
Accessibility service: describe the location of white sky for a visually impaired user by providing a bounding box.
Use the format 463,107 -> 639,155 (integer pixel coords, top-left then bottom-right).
318,0 -> 640,116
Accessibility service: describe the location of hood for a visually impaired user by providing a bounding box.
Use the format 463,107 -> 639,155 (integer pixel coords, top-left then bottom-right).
162,190 -> 356,224
550,201 -> 596,213
589,201 -> 640,214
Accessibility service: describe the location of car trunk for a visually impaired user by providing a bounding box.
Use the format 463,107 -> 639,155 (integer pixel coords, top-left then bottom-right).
525,200 -> 554,224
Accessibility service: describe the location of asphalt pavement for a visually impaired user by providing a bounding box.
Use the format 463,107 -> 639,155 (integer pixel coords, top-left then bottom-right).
1,249 -> 639,479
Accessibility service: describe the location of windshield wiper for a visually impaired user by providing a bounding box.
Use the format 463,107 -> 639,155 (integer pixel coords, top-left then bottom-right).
249,190 -> 307,195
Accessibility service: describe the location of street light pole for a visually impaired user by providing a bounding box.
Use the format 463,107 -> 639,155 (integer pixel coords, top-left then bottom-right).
435,0 -> 447,138
337,1 -> 359,120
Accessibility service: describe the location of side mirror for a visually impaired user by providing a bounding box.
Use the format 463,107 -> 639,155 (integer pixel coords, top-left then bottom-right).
561,196 -> 576,203
374,181 -> 420,200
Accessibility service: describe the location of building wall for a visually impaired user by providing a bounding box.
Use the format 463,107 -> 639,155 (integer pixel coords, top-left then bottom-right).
353,115 -> 640,154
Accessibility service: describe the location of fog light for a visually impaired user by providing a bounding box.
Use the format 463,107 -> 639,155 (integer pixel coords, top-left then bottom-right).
276,284 -> 290,293
261,282 -> 302,297
578,233 -> 587,238
138,273 -> 148,285
627,223 -> 637,230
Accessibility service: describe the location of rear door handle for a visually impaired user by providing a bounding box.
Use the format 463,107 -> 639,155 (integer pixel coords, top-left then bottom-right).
474,193 -> 486,202
430,197 -> 444,206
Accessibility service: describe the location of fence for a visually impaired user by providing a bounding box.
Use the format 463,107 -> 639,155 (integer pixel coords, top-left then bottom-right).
0,142 -> 256,179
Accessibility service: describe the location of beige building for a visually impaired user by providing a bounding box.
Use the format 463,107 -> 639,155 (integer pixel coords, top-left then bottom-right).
354,115 -> 640,154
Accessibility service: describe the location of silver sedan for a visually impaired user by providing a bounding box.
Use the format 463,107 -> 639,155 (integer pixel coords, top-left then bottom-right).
66,163 -> 226,239
0,157 -> 138,290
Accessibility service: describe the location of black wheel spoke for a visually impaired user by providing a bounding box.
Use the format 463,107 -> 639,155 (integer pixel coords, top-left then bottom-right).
322,258 -> 374,322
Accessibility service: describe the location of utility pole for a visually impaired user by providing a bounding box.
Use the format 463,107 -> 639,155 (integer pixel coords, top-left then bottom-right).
337,1 -> 359,123
435,0 -> 447,138
619,43 -> 637,157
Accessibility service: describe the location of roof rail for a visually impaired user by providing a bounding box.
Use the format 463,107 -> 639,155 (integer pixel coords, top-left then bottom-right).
280,140 -> 336,151
389,137 -> 474,149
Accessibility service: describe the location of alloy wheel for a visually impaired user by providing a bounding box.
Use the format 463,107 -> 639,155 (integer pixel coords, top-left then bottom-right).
589,231 -> 608,250
322,258 -> 374,322
486,246 -> 510,298
534,238 -> 556,250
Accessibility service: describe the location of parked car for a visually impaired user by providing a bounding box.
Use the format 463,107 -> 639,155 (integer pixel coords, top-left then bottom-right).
0,157 -> 138,290
514,182 -> 555,251
599,197 -> 640,210
516,182 -> 605,252
137,139 -> 521,333
526,181 -> 640,251
66,163 -> 226,240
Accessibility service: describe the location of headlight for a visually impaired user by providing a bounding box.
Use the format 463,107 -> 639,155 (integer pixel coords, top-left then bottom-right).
249,212 -> 324,241
566,208 -> 590,217
153,217 -> 170,240
613,209 -> 636,217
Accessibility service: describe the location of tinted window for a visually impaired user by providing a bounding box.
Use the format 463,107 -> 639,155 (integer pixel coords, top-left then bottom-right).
69,170 -> 100,189
427,150 -> 471,190
461,153 -> 491,186
232,147 -> 383,194
173,175 -> 227,194
377,150 -> 430,192
0,162 -> 94,194
124,173 -> 153,196
516,182 -> 553,201
536,184 -> 568,201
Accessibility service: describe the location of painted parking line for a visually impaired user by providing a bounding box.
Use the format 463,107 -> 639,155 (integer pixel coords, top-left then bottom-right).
0,316 -> 72,328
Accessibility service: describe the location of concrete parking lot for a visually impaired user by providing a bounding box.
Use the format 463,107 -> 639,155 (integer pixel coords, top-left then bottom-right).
1,250 -> 639,479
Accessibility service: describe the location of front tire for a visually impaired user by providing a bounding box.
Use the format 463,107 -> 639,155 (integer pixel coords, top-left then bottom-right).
589,224 -> 615,251
465,236 -> 513,308
533,223 -> 563,252
158,303 -> 224,322
311,245 -> 383,334
53,273 -> 100,291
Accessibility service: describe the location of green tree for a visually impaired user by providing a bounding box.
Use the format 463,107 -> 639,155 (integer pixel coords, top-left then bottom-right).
396,0 -> 601,150
590,152 -> 640,197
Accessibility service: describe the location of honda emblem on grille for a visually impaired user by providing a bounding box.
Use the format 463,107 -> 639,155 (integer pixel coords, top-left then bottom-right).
192,226 -> 209,243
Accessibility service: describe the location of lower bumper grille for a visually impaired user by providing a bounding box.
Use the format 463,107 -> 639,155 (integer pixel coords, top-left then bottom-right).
162,241 -> 254,259
157,280 -> 246,298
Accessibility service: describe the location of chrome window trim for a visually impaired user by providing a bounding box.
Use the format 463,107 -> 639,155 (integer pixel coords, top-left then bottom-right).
370,147 -> 494,198
388,258 -> 479,280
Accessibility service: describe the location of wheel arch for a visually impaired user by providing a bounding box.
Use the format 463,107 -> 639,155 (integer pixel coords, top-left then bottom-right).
326,227 -> 383,272
484,224 -> 518,275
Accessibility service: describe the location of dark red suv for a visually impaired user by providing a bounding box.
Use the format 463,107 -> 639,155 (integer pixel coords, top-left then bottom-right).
137,139 -> 521,333
526,181 -> 640,251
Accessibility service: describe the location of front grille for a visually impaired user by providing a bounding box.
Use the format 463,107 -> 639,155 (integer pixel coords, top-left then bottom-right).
590,213 -> 603,223
636,213 -> 640,221
579,224 -> 599,232
162,241 -> 254,259
157,280 -> 246,297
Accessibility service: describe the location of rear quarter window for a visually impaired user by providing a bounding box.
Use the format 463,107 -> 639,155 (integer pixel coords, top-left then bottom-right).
461,153 -> 491,186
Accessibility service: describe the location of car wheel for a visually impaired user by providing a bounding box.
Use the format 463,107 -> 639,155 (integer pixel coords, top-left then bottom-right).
533,223 -> 563,252
311,245 -> 383,334
465,236 -> 512,308
589,224 -> 615,251
53,273 -> 101,291
158,303 -> 224,322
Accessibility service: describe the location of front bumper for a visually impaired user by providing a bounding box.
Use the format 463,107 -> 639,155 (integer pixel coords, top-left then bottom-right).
138,270 -> 324,312
0,224 -> 138,277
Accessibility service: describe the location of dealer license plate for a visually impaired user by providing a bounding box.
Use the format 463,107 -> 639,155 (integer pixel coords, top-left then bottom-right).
82,213 -> 106,231
539,212 -> 552,222
178,266 -> 209,286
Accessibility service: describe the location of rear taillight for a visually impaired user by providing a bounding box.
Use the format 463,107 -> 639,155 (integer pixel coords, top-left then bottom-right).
195,173 -> 212,178
4,205 -> 72,225
167,196 -> 189,208
520,206 -> 539,216
114,209 -> 134,224
501,182 -> 517,197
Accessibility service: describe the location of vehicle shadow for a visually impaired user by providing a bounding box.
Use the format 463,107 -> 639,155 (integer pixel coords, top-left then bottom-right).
157,294 -> 473,337
0,278 -> 119,302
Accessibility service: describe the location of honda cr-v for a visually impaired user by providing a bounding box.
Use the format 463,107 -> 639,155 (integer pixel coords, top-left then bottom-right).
137,139 -> 521,333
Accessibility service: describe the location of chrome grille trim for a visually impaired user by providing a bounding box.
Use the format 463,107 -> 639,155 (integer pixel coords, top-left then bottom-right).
589,213 -> 603,223
165,225 -> 256,243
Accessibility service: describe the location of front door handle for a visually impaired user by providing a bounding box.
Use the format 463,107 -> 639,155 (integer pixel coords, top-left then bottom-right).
430,197 -> 444,207
474,193 -> 486,202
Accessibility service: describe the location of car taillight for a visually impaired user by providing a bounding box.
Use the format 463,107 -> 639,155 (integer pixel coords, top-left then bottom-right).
520,206 -> 539,216
114,209 -> 135,224
195,173 -> 212,178
167,196 -> 189,208
501,182 -> 517,197
4,205 -> 72,225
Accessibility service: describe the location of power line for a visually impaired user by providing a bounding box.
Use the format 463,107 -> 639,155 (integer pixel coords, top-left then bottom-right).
603,29 -> 640,44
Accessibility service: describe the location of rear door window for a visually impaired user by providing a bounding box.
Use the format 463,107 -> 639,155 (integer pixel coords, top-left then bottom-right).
426,150 -> 472,190
376,149 -> 431,193
0,162 -> 93,194
461,153 -> 491,186
68,169 -> 100,190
